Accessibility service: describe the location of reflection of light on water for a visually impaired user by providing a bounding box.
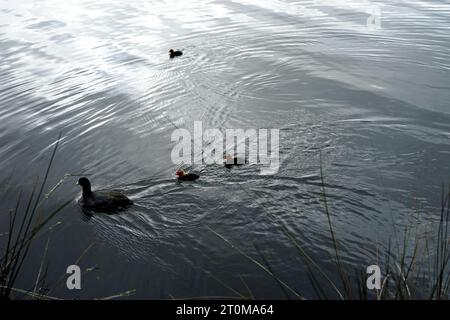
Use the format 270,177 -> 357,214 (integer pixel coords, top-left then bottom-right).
2,0 -> 170,102
370,84 -> 384,90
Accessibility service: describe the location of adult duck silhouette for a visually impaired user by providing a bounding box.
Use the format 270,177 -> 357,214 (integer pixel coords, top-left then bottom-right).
77,177 -> 133,214
169,49 -> 183,58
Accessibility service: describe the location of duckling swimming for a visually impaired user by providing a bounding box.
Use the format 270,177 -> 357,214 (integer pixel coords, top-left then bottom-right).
176,169 -> 199,181
169,49 -> 183,58
77,177 -> 133,213
223,154 -> 248,168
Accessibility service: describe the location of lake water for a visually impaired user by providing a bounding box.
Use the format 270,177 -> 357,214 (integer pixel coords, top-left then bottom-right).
0,0 -> 449,299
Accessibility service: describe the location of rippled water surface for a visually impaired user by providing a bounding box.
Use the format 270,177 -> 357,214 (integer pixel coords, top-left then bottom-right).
1,0 -> 450,299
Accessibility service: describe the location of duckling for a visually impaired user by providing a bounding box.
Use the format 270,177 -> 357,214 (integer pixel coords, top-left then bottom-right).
176,169 -> 199,181
169,49 -> 183,58
223,154 -> 248,169
77,177 -> 133,213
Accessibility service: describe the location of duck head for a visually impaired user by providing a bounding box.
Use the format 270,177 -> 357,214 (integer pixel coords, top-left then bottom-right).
169,49 -> 174,54
77,177 -> 92,194
175,169 -> 186,177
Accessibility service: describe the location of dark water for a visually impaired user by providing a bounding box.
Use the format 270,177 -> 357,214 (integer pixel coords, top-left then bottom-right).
0,0 -> 449,299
